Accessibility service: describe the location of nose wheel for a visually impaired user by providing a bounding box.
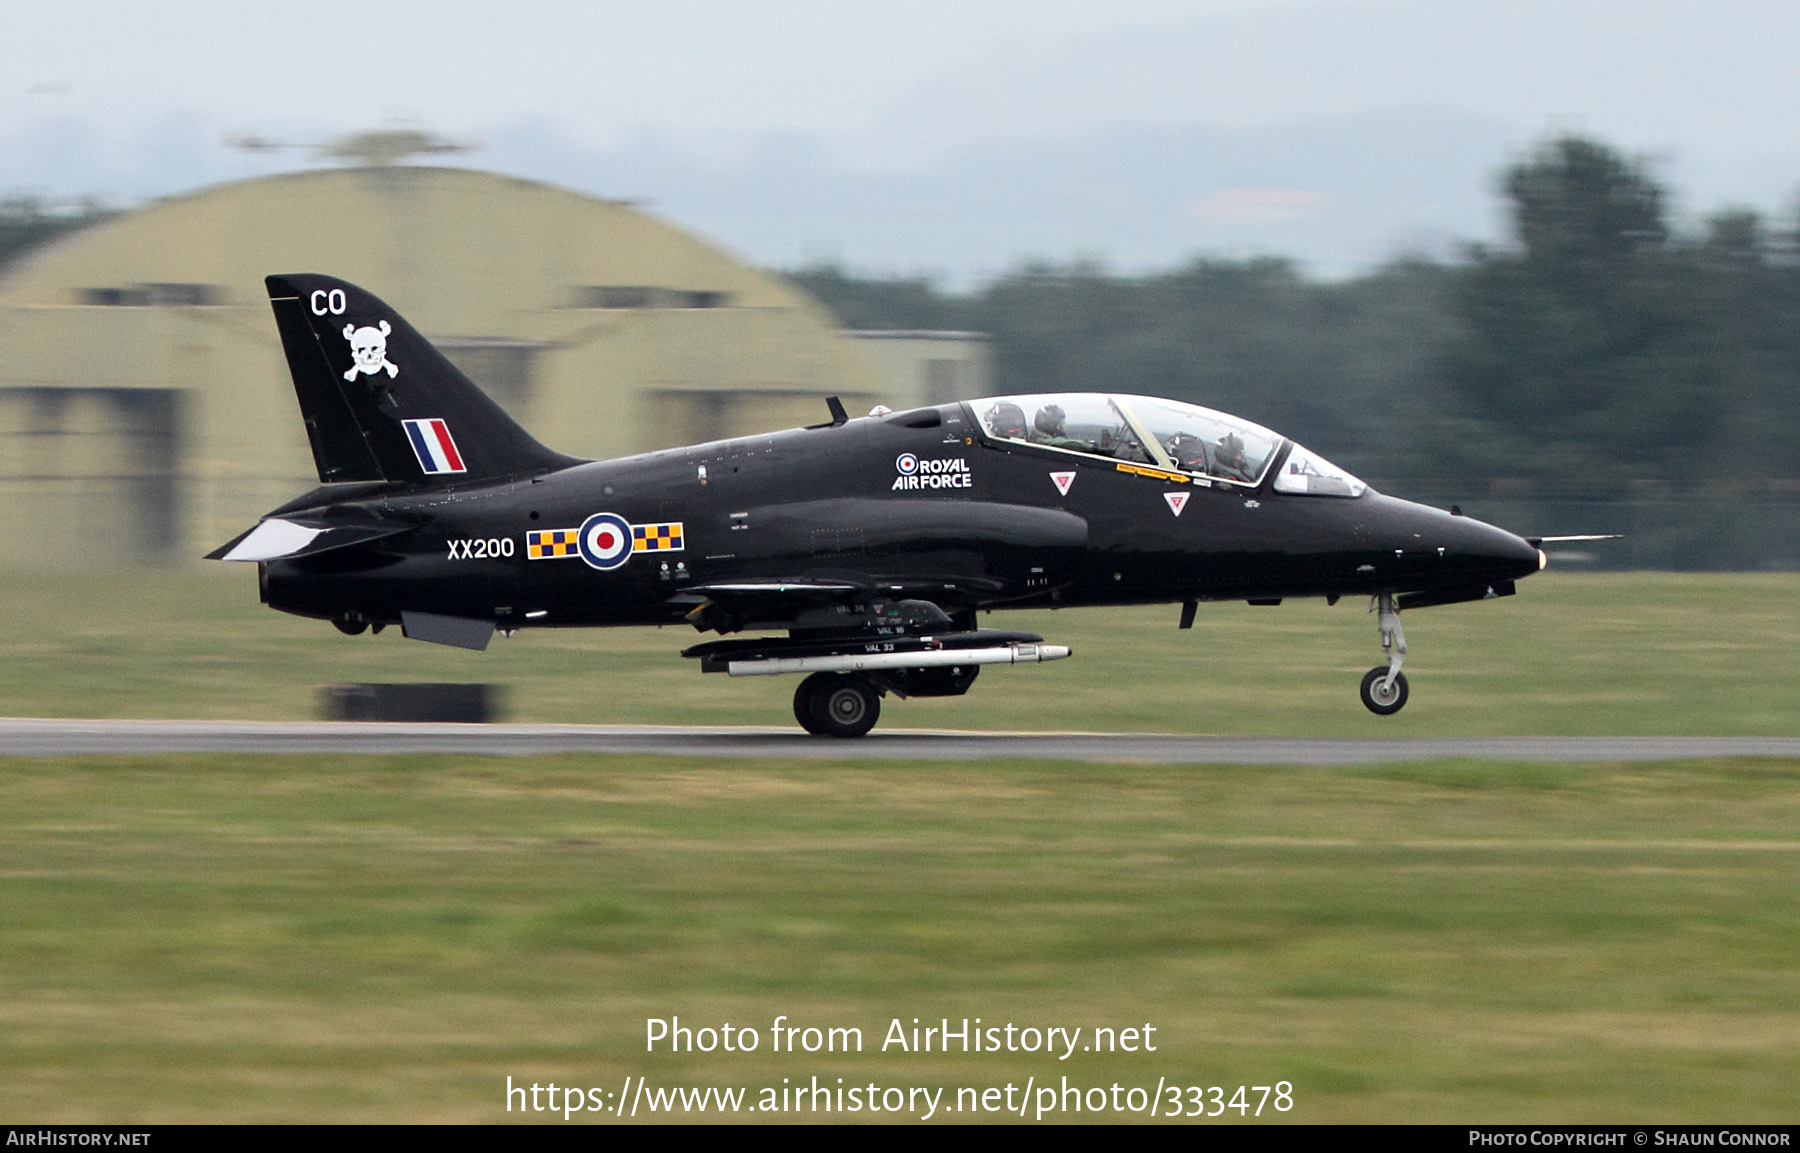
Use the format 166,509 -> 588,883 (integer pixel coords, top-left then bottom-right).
1361,592 -> 1409,715
794,672 -> 882,738
1360,666 -> 1409,714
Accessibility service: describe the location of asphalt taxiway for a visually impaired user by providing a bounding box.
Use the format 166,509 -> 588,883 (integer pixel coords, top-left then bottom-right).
2,718 -> 1798,763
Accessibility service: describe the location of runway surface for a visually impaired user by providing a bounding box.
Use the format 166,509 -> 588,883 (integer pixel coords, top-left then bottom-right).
3,718 -> 1800,763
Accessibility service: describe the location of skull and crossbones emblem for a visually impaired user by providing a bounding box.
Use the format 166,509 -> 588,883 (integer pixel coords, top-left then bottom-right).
342,320 -> 399,382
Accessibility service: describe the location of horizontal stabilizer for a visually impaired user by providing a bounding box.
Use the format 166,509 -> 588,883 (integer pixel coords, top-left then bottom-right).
207,517 -> 411,562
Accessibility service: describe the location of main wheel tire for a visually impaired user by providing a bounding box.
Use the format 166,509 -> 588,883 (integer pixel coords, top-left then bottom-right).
793,673 -> 835,735
1360,667 -> 1409,715
812,674 -> 881,738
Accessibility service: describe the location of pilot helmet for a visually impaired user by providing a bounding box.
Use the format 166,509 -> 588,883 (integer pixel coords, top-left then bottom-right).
987,402 -> 1029,438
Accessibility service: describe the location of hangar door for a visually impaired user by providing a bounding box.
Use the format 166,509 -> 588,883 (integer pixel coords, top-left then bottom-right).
0,387 -> 180,567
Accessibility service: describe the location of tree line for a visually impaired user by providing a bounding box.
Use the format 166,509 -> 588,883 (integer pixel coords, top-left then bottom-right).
0,197 -> 114,273
787,137 -> 1800,499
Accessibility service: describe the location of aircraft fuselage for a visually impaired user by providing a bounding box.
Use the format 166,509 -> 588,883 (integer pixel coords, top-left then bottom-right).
260,402 -> 1541,630
221,273 -> 1549,733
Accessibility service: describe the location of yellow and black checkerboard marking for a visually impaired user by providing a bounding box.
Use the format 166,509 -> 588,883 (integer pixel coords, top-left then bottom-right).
633,522 -> 684,552
526,528 -> 580,560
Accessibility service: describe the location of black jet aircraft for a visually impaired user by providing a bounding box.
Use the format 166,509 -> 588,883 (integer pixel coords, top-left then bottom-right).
210,274 -> 1550,736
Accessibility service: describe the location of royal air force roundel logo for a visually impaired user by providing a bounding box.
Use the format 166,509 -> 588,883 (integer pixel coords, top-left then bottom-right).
577,512 -> 634,570
530,515 -> 685,570
891,451 -> 971,491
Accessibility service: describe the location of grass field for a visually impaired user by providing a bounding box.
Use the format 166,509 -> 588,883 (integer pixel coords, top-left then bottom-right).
3,753 -> 1799,1123
4,571 -> 1799,1123
2,568 -> 1800,735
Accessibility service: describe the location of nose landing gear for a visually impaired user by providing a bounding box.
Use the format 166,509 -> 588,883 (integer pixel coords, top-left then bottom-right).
1360,592 -> 1409,715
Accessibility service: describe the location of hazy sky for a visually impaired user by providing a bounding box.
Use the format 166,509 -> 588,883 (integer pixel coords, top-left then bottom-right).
6,1 -> 1798,277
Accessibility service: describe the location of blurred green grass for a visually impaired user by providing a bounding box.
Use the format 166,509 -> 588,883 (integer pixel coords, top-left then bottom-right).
7,570 -> 1797,1121
1,569 -> 1798,734
3,753 -> 1799,1122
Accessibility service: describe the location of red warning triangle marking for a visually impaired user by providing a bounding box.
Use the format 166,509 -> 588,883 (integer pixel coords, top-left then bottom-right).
1164,491 -> 1189,517
1049,471 -> 1075,496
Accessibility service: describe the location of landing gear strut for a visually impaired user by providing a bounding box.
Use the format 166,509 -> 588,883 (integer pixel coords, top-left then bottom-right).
1360,592 -> 1409,715
794,672 -> 882,738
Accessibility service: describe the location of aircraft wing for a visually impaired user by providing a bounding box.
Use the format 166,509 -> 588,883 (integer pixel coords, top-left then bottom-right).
741,497 -> 1087,551
664,498 -> 1084,632
678,580 -> 864,599
669,575 -> 1009,633
668,578 -> 873,633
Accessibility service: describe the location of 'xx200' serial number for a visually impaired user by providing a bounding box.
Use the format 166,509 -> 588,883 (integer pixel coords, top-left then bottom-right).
448,537 -> 514,559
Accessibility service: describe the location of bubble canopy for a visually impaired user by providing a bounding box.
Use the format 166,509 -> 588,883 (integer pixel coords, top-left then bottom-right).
968,393 -> 1365,497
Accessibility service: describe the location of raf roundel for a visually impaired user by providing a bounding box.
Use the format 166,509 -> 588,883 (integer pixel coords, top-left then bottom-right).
577,512 -> 634,571
895,453 -> 919,476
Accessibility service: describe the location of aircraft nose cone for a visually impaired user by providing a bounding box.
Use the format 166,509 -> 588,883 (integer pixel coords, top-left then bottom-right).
1372,494 -> 1544,584
1454,517 -> 1543,578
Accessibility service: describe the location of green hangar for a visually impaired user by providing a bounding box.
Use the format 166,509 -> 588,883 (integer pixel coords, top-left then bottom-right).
0,166 -> 983,567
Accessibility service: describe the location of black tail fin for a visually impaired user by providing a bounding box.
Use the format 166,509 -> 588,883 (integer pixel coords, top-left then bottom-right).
265,273 -> 582,484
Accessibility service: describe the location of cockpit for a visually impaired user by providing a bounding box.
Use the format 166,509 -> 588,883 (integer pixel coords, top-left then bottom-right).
970,392 -> 1366,497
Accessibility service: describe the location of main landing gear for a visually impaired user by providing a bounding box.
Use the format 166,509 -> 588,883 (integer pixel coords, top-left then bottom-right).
793,672 -> 882,738
1359,591 -> 1408,715
684,627 -> 1066,738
